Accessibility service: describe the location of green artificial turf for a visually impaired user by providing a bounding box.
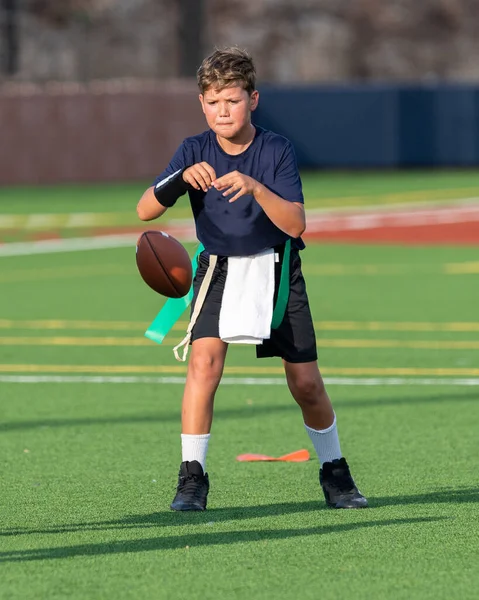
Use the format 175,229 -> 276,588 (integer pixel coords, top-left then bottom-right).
1,233 -> 478,599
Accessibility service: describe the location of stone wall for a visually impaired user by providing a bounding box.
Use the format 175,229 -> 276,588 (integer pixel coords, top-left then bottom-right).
2,0 -> 479,83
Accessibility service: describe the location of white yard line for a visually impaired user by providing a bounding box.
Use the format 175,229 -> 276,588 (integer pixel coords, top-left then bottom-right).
0,234 -> 139,257
1,199 -> 479,257
305,196 -> 479,216
305,202 -> 479,232
1,197 -> 478,230
1,375 -> 478,386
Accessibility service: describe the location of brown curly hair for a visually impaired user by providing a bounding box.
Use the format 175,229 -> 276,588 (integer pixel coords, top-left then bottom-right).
197,47 -> 256,95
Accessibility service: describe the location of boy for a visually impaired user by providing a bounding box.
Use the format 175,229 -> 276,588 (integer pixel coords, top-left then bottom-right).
137,47 -> 368,511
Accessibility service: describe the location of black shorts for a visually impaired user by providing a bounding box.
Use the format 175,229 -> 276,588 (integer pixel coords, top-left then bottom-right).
190,244 -> 318,363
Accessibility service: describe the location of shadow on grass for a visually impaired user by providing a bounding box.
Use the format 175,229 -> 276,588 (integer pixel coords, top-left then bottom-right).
1,389 -> 478,433
0,516 -> 447,563
1,487 -> 477,540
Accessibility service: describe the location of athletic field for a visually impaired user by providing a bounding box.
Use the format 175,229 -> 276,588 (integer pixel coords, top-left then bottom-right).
1,170 -> 478,599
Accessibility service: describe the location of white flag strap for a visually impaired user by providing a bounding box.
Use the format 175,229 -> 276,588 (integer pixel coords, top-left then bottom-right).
173,254 -> 218,362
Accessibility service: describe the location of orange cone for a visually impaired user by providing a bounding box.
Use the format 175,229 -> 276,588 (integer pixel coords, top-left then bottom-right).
236,449 -> 310,462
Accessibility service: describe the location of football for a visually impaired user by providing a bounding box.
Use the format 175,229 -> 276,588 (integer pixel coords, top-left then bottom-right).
136,230 -> 193,298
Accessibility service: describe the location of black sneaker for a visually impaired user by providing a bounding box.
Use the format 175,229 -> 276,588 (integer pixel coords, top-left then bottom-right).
170,460 -> 209,511
320,457 -> 368,509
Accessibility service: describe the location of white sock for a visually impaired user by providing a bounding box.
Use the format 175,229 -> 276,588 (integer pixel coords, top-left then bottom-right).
181,433 -> 210,471
304,414 -> 342,465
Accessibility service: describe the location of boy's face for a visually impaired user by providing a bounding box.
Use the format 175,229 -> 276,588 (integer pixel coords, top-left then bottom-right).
199,85 -> 259,140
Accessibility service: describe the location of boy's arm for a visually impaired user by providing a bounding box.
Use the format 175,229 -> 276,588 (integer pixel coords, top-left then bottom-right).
213,173 -> 306,238
137,169 -> 187,221
253,184 -> 306,238
137,186 -> 169,221
213,140 -> 306,238
137,140 -> 189,221
137,162 -> 217,222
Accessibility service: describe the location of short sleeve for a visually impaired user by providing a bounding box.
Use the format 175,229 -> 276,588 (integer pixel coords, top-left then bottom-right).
152,141 -> 189,187
271,141 -> 304,204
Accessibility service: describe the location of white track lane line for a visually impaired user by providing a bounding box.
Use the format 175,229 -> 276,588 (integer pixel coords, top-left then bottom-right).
1,375 -> 479,386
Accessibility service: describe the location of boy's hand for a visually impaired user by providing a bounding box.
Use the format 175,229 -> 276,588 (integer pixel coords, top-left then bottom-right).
213,171 -> 259,203
183,162 -> 217,193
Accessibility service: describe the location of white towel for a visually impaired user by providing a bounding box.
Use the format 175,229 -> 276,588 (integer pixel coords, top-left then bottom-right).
219,248 -> 275,344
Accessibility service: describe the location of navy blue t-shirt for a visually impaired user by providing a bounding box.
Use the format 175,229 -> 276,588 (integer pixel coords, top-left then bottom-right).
153,126 -> 304,256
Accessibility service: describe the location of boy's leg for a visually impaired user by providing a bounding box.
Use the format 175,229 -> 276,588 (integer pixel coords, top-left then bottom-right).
283,359 -> 368,509
171,337 -> 227,512
283,360 -> 341,464
258,246 -> 367,508
283,359 -> 334,430
182,336 -> 228,463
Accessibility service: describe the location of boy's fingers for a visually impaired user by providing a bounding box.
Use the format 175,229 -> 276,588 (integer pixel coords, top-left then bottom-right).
184,171 -> 203,190
190,169 -> 210,192
222,182 -> 238,197
214,174 -> 237,189
195,165 -> 216,190
184,163 -> 216,191
225,185 -> 245,202
228,190 -> 243,203
200,162 -> 216,182
186,171 -> 208,192
213,172 -> 233,183
183,173 -> 200,190
196,164 -> 213,184
214,170 -> 243,187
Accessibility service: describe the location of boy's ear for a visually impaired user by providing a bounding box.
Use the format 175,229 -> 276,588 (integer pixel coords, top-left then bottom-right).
250,90 -> 259,111
199,93 -> 206,114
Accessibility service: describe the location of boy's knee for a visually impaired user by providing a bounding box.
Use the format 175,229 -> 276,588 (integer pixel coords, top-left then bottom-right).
290,374 -> 326,404
189,352 -> 223,382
